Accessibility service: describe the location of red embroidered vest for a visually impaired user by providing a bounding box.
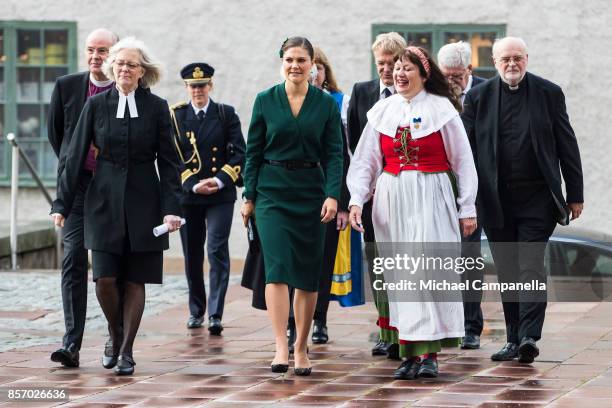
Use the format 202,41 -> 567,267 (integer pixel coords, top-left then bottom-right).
380,127 -> 450,175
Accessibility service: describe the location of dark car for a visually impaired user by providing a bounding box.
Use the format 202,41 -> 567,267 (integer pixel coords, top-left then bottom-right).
480,226 -> 612,301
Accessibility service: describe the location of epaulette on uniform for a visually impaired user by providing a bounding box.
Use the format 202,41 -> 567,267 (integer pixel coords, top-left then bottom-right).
170,101 -> 188,111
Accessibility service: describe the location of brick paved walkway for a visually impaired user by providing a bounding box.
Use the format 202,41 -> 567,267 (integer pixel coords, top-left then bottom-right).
1,272 -> 612,407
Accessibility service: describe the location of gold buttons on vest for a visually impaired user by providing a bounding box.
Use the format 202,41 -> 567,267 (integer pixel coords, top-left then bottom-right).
212,157 -> 217,162
212,167 -> 218,172
212,147 -> 218,152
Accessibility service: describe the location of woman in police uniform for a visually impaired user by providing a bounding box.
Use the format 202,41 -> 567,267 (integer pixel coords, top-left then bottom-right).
171,62 -> 245,335
241,37 -> 343,376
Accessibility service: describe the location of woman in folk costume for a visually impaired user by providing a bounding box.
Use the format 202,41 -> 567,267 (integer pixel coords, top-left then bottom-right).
347,46 -> 478,379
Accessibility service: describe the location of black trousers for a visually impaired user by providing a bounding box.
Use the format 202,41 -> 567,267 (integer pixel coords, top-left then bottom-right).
61,171 -> 92,350
484,184 -> 557,344
313,221 -> 342,325
461,225 -> 484,336
180,202 -> 234,319
361,200 -> 383,307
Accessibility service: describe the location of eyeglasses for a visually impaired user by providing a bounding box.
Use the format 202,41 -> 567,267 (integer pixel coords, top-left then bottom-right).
445,73 -> 467,81
114,61 -> 141,70
497,55 -> 525,64
188,83 -> 208,89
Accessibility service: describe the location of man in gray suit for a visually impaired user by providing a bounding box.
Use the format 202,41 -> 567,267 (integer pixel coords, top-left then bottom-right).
437,41 -> 486,350
347,32 -> 406,358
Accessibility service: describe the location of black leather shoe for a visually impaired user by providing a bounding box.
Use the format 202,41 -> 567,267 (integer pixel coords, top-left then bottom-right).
271,363 -> 289,373
393,358 -> 421,380
114,355 -> 136,376
461,334 -> 481,350
311,320 -> 328,344
50,343 -> 79,368
417,357 -> 438,378
208,316 -> 223,336
518,337 -> 539,364
294,367 -> 312,376
187,315 -> 204,329
491,342 -> 519,361
386,343 -> 401,360
287,318 -> 296,354
102,339 -> 118,369
372,339 -> 389,356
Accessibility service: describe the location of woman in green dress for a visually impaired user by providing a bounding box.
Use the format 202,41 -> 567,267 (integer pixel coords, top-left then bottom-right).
241,37 -> 343,376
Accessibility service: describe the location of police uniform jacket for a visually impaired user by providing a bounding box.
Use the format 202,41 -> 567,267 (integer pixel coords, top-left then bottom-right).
51,86 -> 183,254
171,99 -> 245,206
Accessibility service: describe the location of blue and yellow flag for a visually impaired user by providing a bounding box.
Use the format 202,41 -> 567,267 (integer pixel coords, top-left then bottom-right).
330,227 -> 364,307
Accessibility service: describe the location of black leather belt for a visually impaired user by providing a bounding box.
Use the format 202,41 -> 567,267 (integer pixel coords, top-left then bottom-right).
264,159 -> 320,170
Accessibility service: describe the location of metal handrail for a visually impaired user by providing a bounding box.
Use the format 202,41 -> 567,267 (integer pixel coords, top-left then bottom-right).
6,133 -> 53,205
6,132 -> 57,271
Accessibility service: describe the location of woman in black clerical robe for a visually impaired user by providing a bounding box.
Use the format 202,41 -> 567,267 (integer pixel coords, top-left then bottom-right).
51,37 -> 183,376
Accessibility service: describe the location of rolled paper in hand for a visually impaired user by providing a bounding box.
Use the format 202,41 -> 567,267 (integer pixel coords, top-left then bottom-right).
153,218 -> 186,237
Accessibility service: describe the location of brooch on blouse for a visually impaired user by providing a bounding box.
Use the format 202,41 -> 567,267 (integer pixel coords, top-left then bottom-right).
412,117 -> 422,130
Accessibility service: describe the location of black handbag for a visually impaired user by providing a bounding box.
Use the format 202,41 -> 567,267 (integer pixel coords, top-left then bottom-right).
240,218 -> 266,310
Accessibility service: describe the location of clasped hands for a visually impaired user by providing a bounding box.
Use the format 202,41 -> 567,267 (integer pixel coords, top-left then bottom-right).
194,178 -> 219,195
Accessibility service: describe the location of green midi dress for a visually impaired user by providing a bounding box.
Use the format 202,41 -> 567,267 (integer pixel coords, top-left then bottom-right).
243,83 -> 343,291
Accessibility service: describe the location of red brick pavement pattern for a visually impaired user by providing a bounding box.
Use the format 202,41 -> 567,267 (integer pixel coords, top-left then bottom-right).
1,282 -> 612,407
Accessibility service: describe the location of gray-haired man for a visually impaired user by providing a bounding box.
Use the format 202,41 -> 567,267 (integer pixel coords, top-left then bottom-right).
437,41 -> 486,350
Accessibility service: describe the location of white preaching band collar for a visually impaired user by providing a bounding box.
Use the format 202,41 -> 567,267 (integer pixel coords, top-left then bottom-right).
89,74 -> 113,88
366,89 -> 458,139
116,86 -> 139,119
191,100 -> 210,116
460,75 -> 474,105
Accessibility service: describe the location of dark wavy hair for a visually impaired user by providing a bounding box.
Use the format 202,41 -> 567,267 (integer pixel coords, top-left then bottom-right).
400,46 -> 462,111
280,36 -> 314,60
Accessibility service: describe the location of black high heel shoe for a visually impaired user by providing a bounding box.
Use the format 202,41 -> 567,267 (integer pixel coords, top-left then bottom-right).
114,355 -> 136,376
271,363 -> 289,373
294,367 -> 312,376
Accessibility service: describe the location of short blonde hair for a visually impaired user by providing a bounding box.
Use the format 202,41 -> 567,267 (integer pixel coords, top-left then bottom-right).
371,32 -> 407,57
103,36 -> 162,88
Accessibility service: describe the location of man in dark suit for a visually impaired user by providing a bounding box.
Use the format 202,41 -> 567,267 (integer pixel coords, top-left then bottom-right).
346,32 -> 406,358
171,63 -> 245,334
438,41 -> 486,350
462,37 -> 584,364
47,28 -> 118,367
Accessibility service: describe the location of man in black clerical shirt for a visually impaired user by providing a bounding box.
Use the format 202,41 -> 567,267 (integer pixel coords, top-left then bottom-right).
462,37 -> 584,364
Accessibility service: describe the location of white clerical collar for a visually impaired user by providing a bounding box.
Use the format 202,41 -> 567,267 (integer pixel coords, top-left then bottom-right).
464,75 -> 474,94
116,87 -> 139,119
90,74 -> 113,88
191,100 -> 210,116
379,80 -> 395,96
